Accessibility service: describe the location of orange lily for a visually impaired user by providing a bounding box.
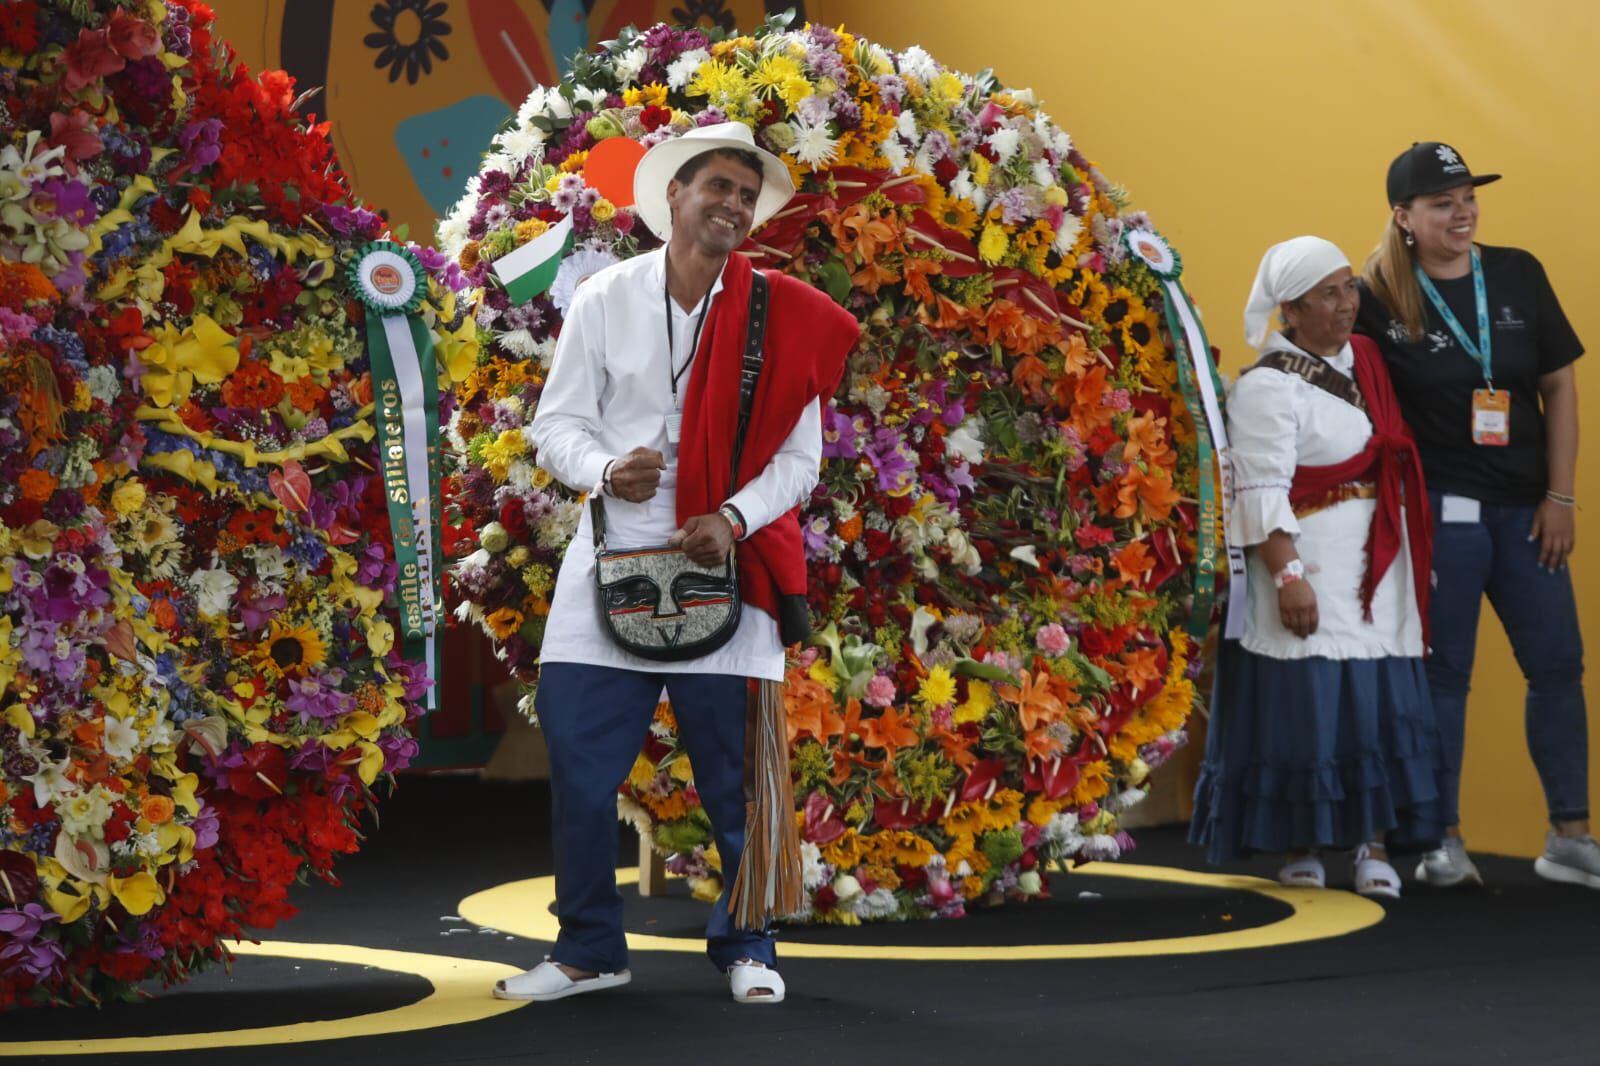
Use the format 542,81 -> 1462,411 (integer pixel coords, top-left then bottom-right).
997,670 -> 1066,733
785,674 -> 844,745
862,704 -> 920,761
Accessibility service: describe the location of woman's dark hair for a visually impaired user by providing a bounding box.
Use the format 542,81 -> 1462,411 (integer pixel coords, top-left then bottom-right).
672,147 -> 764,187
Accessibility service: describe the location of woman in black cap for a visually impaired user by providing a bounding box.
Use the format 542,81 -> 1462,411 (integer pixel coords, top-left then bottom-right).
1357,141 -> 1596,890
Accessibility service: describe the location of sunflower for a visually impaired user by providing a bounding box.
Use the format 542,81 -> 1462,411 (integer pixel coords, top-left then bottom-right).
264,620 -> 328,674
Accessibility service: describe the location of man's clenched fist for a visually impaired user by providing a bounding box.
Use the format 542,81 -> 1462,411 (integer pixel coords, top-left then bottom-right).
607,447 -> 666,502
669,513 -> 736,566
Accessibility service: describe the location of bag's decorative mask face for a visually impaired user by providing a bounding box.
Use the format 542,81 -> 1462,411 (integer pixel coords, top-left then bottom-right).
596,549 -> 736,650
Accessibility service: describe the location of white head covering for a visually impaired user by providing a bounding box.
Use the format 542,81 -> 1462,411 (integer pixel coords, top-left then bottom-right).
1242,236 -> 1350,349
632,121 -> 795,242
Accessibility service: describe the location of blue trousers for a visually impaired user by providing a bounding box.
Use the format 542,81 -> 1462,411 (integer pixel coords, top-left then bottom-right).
535,662 -> 775,973
1427,492 -> 1589,824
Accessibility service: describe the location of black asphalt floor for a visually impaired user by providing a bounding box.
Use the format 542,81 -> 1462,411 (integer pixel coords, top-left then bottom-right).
9,776 -> 1599,1066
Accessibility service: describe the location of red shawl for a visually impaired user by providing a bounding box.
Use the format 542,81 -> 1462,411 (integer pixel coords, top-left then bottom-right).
1287,334 -> 1433,641
677,252 -> 859,627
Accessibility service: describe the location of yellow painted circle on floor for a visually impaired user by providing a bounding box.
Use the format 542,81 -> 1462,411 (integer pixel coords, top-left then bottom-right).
0,941 -> 527,1057
459,863 -> 1385,961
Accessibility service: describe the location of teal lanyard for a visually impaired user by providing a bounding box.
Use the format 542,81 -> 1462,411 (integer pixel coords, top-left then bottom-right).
1414,247 -> 1493,388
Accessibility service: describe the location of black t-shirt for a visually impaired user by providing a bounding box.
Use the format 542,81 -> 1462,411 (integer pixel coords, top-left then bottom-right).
1356,245 -> 1583,505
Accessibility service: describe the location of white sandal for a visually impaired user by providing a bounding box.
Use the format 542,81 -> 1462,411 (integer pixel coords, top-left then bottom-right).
1277,854 -> 1326,888
728,959 -> 785,1005
1353,844 -> 1401,899
492,958 -> 632,1002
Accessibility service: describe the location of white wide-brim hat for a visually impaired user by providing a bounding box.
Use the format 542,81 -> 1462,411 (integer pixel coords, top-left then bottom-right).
633,121 -> 795,242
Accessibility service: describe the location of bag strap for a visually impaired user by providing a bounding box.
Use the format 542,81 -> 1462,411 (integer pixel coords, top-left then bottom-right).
1244,349 -> 1366,413
592,271 -> 770,552
730,271 -> 769,490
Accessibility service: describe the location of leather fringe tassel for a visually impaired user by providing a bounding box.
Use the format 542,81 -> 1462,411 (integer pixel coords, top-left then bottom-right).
728,678 -> 803,930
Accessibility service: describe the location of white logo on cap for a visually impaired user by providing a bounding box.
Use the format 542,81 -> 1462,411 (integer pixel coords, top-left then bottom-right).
1435,144 -> 1466,173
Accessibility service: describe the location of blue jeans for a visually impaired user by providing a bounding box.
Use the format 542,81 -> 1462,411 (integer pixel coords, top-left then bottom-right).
534,663 -> 774,973
1427,492 -> 1589,824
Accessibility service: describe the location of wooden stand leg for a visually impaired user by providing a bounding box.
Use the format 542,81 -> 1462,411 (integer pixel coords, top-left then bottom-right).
636,828 -> 667,897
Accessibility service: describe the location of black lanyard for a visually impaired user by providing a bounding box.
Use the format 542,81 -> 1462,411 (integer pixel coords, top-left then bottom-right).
664,270 -> 713,406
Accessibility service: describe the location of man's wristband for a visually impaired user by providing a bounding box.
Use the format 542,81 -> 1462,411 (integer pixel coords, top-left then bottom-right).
1272,558 -> 1305,589
601,458 -> 617,497
718,503 -> 747,540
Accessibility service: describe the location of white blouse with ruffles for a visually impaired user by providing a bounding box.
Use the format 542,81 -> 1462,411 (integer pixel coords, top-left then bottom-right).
1226,332 -> 1423,661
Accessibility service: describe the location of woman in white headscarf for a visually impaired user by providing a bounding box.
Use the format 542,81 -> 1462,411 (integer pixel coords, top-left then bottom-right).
1189,236 -> 1450,897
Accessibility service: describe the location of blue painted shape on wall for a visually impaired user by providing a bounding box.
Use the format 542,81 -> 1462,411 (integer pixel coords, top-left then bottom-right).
395,94 -> 512,215
549,0 -> 589,76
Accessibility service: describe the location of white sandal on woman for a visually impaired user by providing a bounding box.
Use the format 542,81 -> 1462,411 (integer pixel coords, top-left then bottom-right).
1353,843 -> 1401,899
728,959 -> 785,1005
1277,853 -> 1326,888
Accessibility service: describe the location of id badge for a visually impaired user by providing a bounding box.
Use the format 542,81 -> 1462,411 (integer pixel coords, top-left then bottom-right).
665,410 -> 683,445
1471,388 -> 1509,446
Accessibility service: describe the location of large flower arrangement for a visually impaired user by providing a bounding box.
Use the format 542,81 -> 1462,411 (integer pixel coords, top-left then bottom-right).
439,16 -> 1208,923
0,1 -> 468,1006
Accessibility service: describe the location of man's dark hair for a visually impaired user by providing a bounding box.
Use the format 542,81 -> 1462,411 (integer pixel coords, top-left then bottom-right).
672,147 -> 764,188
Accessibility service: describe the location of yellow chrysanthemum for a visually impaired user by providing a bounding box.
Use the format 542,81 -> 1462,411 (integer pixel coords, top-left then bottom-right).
916,664 -> 957,708
751,53 -> 804,96
622,83 -> 668,108
978,223 -> 1009,265
513,218 -> 549,245
954,679 -> 993,724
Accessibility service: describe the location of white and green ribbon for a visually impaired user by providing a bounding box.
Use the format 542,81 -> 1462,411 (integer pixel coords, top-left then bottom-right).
1124,229 -> 1246,641
350,241 -> 442,705
492,213 -> 574,305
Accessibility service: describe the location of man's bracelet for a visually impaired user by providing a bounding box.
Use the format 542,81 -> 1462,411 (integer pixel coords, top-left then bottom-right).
718,504 -> 747,540
1546,490 -> 1577,508
601,459 -> 617,497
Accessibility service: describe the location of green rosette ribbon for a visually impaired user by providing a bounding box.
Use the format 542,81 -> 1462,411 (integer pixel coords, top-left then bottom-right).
349,241 -> 443,699
1123,228 -> 1244,641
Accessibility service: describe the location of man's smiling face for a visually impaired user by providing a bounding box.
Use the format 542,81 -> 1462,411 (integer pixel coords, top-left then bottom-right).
665,151 -> 763,256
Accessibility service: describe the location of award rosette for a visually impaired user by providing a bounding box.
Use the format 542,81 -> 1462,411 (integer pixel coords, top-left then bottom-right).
1123,228 -> 1245,640
349,241 -> 444,697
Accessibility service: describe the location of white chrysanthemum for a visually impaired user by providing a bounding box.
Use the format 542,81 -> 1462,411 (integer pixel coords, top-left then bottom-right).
495,123 -> 546,163
1031,159 -> 1057,188
438,202 -> 474,258
515,87 -> 549,125
895,109 -> 919,143
800,841 -> 830,891
948,167 -> 976,203
986,127 -> 1021,164
1043,811 -> 1084,851
1052,213 -> 1083,255
549,247 -> 620,315
613,45 -> 647,84
856,888 -> 901,921
898,44 -> 940,83
572,83 -> 608,108
505,459 -> 537,491
1081,833 -> 1122,861
880,139 -> 908,174
544,91 -> 574,120
789,121 -> 840,168
864,43 -> 894,75
497,327 -> 540,359
481,150 -> 519,178
666,48 -> 710,90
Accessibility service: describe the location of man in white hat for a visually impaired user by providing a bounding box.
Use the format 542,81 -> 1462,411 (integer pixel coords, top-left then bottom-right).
496,123 -> 858,1005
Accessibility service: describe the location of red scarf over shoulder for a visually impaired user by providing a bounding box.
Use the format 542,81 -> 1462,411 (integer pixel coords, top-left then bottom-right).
677,252 -> 859,629
1287,334 -> 1433,641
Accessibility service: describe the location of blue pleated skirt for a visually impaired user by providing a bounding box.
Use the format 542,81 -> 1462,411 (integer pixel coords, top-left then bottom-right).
1189,640 -> 1454,863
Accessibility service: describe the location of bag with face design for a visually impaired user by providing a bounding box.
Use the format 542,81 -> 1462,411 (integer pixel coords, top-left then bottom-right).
590,273 -> 768,661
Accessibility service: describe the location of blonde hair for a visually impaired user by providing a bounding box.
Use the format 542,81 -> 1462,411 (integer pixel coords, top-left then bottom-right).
1361,215 -> 1428,341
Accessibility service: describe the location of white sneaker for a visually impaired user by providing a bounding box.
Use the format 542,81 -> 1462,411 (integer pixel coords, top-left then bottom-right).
1534,831 -> 1600,889
1353,844 -> 1401,899
493,959 -> 632,1002
1413,837 -> 1483,888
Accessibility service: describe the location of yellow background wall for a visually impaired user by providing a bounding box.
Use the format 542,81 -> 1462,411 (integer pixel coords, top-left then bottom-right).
209,0 -> 1600,857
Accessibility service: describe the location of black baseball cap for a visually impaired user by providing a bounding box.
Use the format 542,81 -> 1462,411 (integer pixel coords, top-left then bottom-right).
1386,141 -> 1501,204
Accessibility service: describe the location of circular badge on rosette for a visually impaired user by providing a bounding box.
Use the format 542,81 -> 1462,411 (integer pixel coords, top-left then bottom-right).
434,16 -> 1224,926
0,2 -> 473,1008
1124,228 -> 1184,280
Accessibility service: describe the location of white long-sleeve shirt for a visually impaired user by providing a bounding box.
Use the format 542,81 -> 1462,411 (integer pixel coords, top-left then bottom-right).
529,248 -> 822,680
1227,332 -> 1423,660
